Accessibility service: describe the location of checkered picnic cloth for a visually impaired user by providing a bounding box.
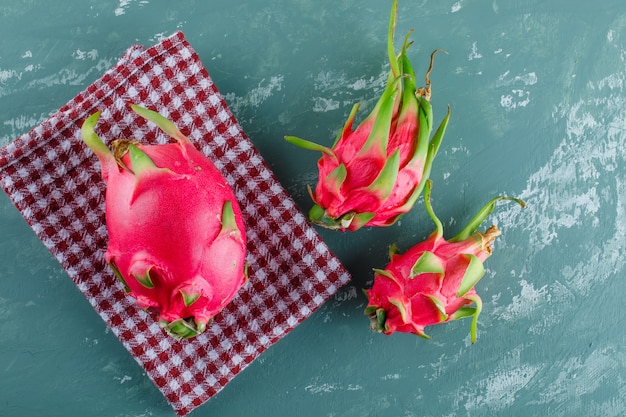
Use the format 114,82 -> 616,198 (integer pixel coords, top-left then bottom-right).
0,31 -> 350,416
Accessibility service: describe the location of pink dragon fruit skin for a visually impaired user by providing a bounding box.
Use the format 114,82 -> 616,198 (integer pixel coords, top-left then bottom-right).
81,104 -> 247,339
285,0 -> 450,232
365,181 -> 524,343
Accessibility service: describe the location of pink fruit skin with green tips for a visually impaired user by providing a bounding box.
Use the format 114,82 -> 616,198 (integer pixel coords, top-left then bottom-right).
365,181 -> 525,343
285,0 -> 450,232
81,104 -> 247,339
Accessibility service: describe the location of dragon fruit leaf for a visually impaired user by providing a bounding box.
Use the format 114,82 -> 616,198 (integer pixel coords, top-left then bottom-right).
308,205 -> 346,230
332,103 -> 361,148
284,135 -> 336,159
347,211 -> 376,231
340,213 -> 356,230
306,184 -> 318,205
108,260 -> 130,293
397,61 -> 419,127
410,250 -> 445,278
382,183 -> 421,224
392,108 -> 450,217
358,79 -> 399,159
308,204 -> 327,224
373,267 -> 402,287
387,0 -> 400,77
307,206 -> 354,231
180,290 -> 201,307
419,105 -> 450,181
398,31 -> 416,84
126,147 -> 179,205
308,209 -> 375,232
464,293 -> 483,344
392,97 -> 432,188
363,304 -> 378,317
389,298 -> 408,323
81,111 -> 114,165
195,320 -> 207,334
418,91 -> 434,138
209,202 -> 246,278
130,104 -> 191,145
372,267 -> 392,278
219,200 -> 242,237
127,143 -> 158,175
243,261 -> 249,281
379,211 -> 407,229
160,318 -> 202,340
366,306 -> 384,332
403,49 -> 449,166
449,306 -> 477,321
425,294 -> 448,321
456,254 -> 485,297
132,269 -> 155,289
323,164 -> 347,196
450,195 -> 525,243
416,329 -> 431,339
375,308 -> 387,333
363,148 -> 401,201
308,206 -> 340,229
388,243 -> 400,259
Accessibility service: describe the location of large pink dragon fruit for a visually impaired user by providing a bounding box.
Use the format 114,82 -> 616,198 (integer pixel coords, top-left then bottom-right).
81,105 -> 247,339
364,181 -> 524,343
285,0 -> 450,231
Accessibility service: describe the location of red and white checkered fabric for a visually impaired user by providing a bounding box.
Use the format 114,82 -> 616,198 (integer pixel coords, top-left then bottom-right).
0,31 -> 350,416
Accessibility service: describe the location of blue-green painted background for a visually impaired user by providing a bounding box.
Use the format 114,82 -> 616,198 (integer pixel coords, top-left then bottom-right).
2,1 -> 625,416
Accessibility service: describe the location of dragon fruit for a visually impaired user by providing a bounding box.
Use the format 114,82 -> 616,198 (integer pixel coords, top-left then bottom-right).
285,0 -> 450,231
364,181 -> 524,343
81,104 -> 247,339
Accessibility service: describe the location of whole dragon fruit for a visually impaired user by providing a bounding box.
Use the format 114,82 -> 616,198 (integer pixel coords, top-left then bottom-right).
81,105 -> 247,339
364,181 -> 524,343
285,0 -> 450,231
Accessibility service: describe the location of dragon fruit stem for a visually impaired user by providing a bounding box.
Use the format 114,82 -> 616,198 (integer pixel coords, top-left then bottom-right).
450,195 -> 526,243
417,49 -> 447,101
423,180 -> 444,239
464,293 -> 483,344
